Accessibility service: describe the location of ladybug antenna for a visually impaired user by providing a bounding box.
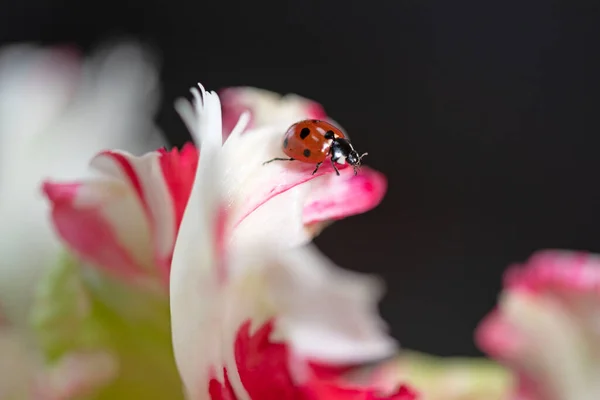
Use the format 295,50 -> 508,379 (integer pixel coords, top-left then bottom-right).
353,152 -> 369,175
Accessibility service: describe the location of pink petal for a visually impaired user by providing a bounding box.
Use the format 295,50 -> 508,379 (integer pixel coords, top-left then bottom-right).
219,88 -> 256,138
475,308 -> 525,361
303,167 -> 387,225
42,181 -> 148,282
502,250 -> 600,295
219,87 -> 327,139
233,161 -> 352,230
475,250 -> 600,400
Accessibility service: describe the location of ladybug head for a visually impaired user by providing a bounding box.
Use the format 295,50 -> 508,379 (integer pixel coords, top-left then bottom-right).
330,137 -> 368,175
347,150 -> 368,175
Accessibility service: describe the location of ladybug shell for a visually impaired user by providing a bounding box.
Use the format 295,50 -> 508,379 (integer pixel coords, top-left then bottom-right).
282,120 -> 346,163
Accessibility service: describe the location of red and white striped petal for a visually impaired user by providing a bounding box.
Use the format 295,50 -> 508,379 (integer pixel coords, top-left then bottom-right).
170,84 -> 411,400
476,250 -> 600,400
42,179 -> 152,283
43,144 -> 198,287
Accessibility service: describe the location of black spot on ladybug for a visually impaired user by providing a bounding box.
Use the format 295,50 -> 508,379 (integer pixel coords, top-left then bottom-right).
283,137 -> 289,148
325,130 -> 335,139
303,149 -> 311,158
300,127 -> 311,139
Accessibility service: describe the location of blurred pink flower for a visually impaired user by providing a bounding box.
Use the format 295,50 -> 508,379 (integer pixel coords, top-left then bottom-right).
169,84 -> 416,400
476,250 -> 600,400
43,86 -> 386,289
0,41 -> 164,324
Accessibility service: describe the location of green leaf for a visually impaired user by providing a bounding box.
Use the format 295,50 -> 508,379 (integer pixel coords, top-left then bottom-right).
31,252 -> 185,399
394,350 -> 514,400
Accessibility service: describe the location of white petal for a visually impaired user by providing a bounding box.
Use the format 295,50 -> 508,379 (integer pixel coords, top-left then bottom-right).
262,244 -> 398,364
170,83 -> 226,400
214,242 -> 398,396
221,87 -> 326,129
221,123 -> 325,247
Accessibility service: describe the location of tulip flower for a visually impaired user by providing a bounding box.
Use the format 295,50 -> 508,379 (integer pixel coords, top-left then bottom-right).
34,80 -> 388,399
476,250 -> 600,400
170,83 -> 416,400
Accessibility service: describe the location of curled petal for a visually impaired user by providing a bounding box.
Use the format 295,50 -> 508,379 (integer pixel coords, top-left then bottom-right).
475,250 -> 600,400
91,150 -> 174,269
43,144 -> 197,286
91,148 -> 195,283
303,167 -> 387,226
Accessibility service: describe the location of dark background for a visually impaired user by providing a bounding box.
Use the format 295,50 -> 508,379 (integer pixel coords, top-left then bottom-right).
2,0 -> 599,357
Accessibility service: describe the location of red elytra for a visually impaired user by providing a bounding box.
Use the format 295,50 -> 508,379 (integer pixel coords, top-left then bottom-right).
263,120 -> 368,176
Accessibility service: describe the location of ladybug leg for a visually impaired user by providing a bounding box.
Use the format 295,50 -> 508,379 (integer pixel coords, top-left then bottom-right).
330,158 -> 340,176
311,162 -> 323,175
262,157 -> 295,165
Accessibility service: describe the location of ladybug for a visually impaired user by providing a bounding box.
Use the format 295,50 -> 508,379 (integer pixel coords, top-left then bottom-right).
263,119 -> 368,176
